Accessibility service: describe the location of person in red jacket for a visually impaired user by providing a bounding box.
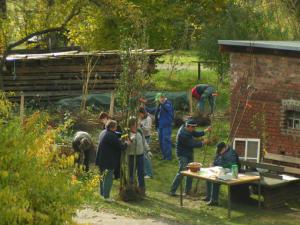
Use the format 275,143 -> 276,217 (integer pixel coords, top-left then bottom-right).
191,84 -> 216,114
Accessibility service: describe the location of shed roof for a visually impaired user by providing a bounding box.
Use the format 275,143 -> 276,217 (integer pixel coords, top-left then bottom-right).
218,40 -> 300,57
4,49 -> 170,61
218,40 -> 300,51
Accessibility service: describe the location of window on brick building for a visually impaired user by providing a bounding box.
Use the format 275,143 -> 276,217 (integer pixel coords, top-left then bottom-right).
282,99 -> 300,135
233,138 -> 261,162
286,111 -> 300,130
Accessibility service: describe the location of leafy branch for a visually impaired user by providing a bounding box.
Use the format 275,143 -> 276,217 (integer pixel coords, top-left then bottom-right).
0,1 -> 82,73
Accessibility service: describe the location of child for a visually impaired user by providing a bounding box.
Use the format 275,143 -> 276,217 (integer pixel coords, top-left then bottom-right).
138,107 -> 153,178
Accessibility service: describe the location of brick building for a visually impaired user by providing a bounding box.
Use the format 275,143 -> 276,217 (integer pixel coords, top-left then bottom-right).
218,41 -> 300,172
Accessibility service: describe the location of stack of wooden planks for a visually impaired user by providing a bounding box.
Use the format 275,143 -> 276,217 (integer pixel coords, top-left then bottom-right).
1,49 -> 168,101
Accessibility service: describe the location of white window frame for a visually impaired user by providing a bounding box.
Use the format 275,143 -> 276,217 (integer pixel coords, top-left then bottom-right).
286,111 -> 300,130
233,138 -> 261,163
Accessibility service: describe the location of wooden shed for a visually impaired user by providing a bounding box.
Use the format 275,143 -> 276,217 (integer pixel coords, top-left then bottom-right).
0,48 -> 168,101
218,40 -> 300,174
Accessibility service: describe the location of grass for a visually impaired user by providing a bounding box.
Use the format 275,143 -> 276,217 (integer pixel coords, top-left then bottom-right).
84,120 -> 300,225
159,50 -> 199,64
82,51 -> 300,224
151,69 -> 230,111
86,147 -> 300,225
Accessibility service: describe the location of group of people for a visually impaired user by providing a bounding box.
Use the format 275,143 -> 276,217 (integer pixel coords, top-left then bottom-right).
72,83 -> 240,205
95,111 -> 154,202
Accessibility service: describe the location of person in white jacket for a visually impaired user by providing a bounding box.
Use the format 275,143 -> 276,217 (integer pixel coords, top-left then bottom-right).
128,117 -> 147,195
138,107 -> 153,178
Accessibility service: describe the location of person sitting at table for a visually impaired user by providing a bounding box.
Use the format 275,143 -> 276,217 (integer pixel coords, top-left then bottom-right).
169,118 -> 211,196
203,142 -> 240,206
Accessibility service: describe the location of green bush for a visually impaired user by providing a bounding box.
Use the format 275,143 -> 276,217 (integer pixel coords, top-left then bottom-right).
0,93 -> 89,225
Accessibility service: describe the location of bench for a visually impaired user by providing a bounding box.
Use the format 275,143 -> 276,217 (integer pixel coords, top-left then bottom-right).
264,152 -> 300,176
240,160 -> 300,208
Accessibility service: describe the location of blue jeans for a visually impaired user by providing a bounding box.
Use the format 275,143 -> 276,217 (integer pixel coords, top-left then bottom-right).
170,155 -> 193,194
198,86 -> 216,113
100,169 -> 114,199
129,155 -> 145,188
144,152 -> 153,177
158,126 -> 172,160
144,136 -> 153,177
206,181 -> 220,202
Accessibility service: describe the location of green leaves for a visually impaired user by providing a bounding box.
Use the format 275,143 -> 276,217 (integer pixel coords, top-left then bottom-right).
0,93 -> 83,225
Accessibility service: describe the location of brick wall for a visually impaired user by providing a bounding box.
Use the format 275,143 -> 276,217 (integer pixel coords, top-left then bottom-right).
230,53 -> 300,159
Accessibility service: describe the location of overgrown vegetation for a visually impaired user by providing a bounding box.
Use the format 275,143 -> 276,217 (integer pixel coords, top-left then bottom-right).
0,92 -> 99,225
1,0 -> 300,224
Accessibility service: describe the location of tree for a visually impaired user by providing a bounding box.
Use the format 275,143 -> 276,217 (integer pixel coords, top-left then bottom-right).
196,0 -> 293,79
0,0 -> 83,74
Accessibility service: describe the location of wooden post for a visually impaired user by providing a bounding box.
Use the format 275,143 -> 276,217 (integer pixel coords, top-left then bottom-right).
188,89 -> 193,115
109,91 -> 115,117
0,0 -> 7,19
197,62 -> 201,81
20,92 -> 24,123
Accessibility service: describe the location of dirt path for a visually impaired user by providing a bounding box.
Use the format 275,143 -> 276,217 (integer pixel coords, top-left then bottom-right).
74,207 -> 173,225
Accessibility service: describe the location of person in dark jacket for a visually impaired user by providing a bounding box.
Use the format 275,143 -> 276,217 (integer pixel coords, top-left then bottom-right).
72,131 -> 94,172
169,119 -> 211,196
154,92 -> 174,160
98,112 -> 122,179
191,84 -> 216,114
203,142 -> 240,206
95,120 -> 130,202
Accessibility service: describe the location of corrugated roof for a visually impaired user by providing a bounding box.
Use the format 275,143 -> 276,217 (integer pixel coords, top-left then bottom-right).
218,40 -> 300,52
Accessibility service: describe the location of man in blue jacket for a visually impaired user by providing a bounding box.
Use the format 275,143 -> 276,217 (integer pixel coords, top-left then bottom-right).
170,119 -> 211,196
155,93 -> 174,160
203,142 -> 240,206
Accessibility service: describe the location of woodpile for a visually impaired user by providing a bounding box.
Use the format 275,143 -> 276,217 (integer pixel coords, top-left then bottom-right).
1,49 -> 168,101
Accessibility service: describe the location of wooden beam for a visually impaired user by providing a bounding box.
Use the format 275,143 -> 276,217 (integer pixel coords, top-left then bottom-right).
240,160 -> 284,173
283,166 -> 300,175
264,153 -> 300,165
2,83 -> 116,91
20,93 -> 24,123
109,91 -> 115,117
5,65 -> 121,74
3,79 -> 116,85
9,90 -> 113,97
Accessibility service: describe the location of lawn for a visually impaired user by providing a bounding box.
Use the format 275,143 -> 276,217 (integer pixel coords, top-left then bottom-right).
82,61 -> 300,225
151,69 -> 230,112
159,50 -> 199,65
86,148 -> 300,225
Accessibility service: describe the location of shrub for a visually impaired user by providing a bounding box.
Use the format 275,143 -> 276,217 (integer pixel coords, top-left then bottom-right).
0,93 -> 95,225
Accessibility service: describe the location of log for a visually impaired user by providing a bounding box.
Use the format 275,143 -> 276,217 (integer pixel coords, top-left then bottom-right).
5,65 -> 122,74
3,79 -> 117,86
2,83 -> 116,91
